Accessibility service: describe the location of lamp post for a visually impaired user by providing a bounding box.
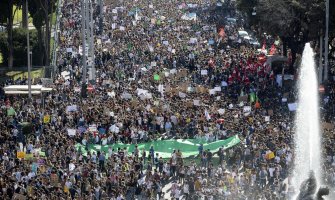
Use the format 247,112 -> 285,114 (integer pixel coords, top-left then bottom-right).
81,0 -> 87,97
26,0 -> 32,100
324,0 -> 329,81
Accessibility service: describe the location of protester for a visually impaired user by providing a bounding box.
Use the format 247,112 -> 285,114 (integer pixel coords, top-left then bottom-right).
0,0 -> 334,199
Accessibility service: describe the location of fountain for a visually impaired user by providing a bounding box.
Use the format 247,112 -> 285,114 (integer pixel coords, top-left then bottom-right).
292,43 -> 328,200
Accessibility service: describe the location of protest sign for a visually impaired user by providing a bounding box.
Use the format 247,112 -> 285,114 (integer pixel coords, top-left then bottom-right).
288,103 -> 297,111
66,48 -> 73,53
243,106 -> 251,113
151,61 -> 157,67
43,115 -> 50,124
170,69 -> 177,74
121,92 -> 132,99
179,92 -> 186,98
265,116 -> 270,122
218,108 -> 225,115
17,151 -> 25,159
214,86 -> 221,92
89,124 -> 97,132
209,89 -> 216,95
67,129 -> 76,136
193,99 -> 200,106
201,70 -> 208,75
66,105 -> 78,112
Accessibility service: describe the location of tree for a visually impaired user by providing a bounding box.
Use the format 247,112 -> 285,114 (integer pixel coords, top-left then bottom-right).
28,0 -> 56,66
237,0 -> 334,72
0,0 -> 21,68
0,28 -> 40,66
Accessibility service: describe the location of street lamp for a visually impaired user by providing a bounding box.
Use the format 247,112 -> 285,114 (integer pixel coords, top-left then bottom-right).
324,0 -> 329,81
26,0 -> 32,100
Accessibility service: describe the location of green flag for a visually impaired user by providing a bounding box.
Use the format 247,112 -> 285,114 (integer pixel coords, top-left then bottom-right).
7,107 -> 15,116
156,19 -> 161,25
154,74 -> 160,81
76,135 -> 241,159
127,43 -> 133,51
250,92 -> 256,103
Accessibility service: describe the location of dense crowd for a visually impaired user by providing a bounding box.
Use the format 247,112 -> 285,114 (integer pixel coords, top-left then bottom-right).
1,0 -> 335,199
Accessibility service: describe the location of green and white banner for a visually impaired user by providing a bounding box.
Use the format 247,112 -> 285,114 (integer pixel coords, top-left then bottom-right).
76,135 -> 241,158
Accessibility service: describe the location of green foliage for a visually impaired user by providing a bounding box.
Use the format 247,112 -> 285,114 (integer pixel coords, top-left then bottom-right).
237,0 -> 334,54
0,28 -> 39,66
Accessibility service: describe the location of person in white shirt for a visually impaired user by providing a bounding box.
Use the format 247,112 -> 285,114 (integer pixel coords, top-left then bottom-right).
183,183 -> 189,199
174,186 -> 181,200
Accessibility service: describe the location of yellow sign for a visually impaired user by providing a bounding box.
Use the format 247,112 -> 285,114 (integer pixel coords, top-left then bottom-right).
17,151 -> 25,159
43,115 -> 50,123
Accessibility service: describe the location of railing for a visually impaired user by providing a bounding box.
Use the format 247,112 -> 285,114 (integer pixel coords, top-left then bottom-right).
50,0 -> 63,79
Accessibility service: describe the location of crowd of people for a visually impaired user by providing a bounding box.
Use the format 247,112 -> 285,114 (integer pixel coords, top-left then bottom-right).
0,0 -> 335,199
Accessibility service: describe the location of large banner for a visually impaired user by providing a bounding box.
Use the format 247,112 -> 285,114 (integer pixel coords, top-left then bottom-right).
76,135 -> 241,158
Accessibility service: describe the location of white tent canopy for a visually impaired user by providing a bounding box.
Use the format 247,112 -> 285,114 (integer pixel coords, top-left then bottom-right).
4,85 -> 53,95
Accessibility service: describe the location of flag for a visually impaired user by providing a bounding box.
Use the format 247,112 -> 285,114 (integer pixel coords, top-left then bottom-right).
154,74 -> 160,81
269,44 -> 276,55
205,109 -> 211,121
7,107 -> 16,116
250,92 -> 256,103
135,10 -> 139,21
